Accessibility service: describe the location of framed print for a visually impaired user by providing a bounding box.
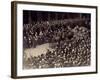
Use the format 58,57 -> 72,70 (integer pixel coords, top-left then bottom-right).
11,1 -> 98,78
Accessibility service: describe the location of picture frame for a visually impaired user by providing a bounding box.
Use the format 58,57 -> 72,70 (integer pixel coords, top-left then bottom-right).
11,1 -> 98,78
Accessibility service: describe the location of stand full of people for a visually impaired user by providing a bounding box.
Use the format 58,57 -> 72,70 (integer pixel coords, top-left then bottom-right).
23,18 -> 91,69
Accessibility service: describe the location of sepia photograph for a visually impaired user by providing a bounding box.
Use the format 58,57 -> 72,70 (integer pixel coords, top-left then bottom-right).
11,1 -> 97,78
23,10 -> 91,69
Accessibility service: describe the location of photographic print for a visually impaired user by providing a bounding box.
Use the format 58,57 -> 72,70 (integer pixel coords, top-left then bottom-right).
11,1 -> 97,78
23,10 -> 91,69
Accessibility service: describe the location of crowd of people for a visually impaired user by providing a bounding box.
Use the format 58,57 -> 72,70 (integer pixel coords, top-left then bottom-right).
23,19 -> 91,69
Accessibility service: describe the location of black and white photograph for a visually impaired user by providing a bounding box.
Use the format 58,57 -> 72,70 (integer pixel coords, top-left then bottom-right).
23,10 -> 91,69
11,1 -> 97,78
